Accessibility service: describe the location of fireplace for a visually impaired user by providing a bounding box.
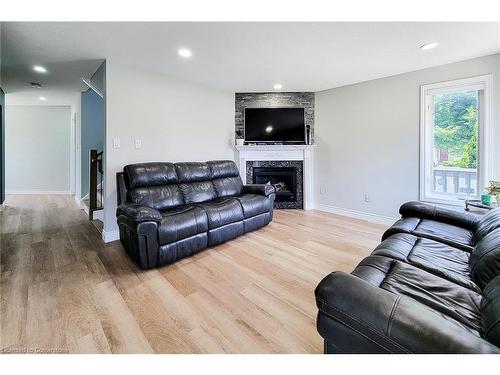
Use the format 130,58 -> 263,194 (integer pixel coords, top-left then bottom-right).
253,167 -> 297,203
246,160 -> 303,209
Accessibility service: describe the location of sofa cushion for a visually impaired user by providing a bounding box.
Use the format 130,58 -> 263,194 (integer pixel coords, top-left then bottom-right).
352,255 -> 483,334
383,217 -> 474,252
399,201 -> 480,230
372,233 -> 479,292
207,160 -> 240,179
469,228 -> 500,290
196,197 -> 244,229
179,180 -> 217,204
158,205 -> 208,245
175,162 -> 212,182
416,219 -> 474,246
175,162 -> 217,203
232,194 -> 272,219
472,208 -> 500,245
129,185 -> 184,211
124,162 -> 178,189
481,275 -> 500,347
208,160 -> 243,198
125,162 -> 184,210
212,177 -> 243,198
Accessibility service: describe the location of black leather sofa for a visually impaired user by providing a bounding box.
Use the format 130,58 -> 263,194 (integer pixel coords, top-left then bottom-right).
116,160 -> 275,269
315,201 -> 500,353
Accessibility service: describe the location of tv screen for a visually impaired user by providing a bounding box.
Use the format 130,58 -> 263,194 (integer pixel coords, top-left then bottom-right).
244,108 -> 305,143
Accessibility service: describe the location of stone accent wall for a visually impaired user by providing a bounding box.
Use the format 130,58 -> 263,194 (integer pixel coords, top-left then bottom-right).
235,92 -> 315,143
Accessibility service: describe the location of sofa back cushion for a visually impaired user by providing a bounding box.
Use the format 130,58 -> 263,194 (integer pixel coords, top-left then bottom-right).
175,162 -> 217,203
124,163 -> 183,211
470,228 -> 500,289
480,275 -> 500,346
208,160 -> 243,198
473,208 -> 500,244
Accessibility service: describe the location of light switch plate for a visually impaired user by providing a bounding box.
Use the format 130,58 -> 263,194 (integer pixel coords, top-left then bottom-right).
113,138 -> 121,148
135,139 -> 143,149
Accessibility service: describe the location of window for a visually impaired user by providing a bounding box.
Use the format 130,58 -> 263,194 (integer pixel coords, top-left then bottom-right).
420,75 -> 492,205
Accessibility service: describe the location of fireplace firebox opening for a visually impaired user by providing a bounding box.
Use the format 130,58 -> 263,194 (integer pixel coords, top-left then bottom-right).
252,167 -> 297,203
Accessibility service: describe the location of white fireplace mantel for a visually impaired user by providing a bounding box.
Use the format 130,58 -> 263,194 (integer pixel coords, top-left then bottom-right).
234,144 -> 316,210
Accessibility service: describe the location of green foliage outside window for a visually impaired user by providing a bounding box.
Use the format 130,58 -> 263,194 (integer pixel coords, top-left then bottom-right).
434,91 -> 478,169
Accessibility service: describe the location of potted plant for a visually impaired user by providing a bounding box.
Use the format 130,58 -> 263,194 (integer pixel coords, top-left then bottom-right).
235,129 -> 245,146
485,180 -> 500,206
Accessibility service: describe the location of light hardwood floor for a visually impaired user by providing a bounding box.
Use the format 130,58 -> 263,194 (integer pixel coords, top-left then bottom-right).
1,194 -> 387,354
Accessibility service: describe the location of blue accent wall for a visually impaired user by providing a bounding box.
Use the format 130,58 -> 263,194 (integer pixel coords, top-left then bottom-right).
0,87 -> 5,204
81,88 -> 104,198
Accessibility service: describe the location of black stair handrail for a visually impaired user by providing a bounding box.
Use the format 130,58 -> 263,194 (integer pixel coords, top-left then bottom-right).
89,149 -> 104,220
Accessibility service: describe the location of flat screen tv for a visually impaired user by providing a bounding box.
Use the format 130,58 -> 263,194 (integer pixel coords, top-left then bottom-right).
244,107 -> 305,143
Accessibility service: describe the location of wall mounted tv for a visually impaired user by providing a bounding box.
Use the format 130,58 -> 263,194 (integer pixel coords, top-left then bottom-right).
244,107 -> 305,144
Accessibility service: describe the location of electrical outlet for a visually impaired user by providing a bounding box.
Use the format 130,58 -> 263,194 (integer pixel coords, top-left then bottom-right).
364,193 -> 371,203
320,186 -> 326,194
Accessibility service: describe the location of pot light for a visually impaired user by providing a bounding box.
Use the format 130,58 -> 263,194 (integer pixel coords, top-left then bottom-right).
39,96 -> 47,101
33,65 -> 48,73
178,48 -> 192,58
420,42 -> 439,50
273,83 -> 283,90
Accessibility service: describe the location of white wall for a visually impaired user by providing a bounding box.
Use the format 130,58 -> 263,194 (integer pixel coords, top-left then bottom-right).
103,61 -> 234,239
314,53 -> 500,220
6,91 -> 81,196
6,105 -> 72,193
70,93 -> 81,198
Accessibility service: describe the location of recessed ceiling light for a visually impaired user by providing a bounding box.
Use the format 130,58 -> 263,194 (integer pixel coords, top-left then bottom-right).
178,48 -> 192,58
39,96 -> 47,101
33,65 -> 48,73
420,42 -> 439,50
273,84 -> 283,90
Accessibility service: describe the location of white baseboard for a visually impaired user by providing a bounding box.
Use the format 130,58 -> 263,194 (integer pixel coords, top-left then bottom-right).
93,209 -> 104,221
102,229 -> 119,243
6,190 -> 71,195
312,203 -> 397,226
79,200 -> 90,215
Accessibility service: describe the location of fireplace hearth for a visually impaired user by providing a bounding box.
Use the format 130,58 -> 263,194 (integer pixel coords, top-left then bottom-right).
246,160 -> 303,209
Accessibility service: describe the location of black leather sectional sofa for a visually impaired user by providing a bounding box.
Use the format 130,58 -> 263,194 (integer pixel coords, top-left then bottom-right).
116,160 -> 275,269
315,201 -> 500,354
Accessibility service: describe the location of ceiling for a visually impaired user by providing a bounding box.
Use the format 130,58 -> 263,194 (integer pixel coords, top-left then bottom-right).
2,22 -> 500,99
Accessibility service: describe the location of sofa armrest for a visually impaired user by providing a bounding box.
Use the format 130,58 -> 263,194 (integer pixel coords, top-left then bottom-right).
116,203 -> 162,223
315,271 -> 500,354
242,184 -> 276,197
399,201 -> 481,230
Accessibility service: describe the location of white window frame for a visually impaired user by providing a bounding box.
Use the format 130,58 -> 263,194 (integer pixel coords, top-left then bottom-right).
419,74 -> 493,206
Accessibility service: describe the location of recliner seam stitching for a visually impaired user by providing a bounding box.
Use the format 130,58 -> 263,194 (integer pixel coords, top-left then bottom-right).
387,296 -> 401,337
322,313 -> 395,353
316,296 -> 412,353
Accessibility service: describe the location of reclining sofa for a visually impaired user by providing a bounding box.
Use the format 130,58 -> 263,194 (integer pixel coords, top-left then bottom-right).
315,201 -> 500,353
116,160 -> 275,269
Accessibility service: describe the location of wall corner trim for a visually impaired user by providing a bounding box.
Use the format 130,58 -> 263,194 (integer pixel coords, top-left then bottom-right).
312,202 -> 397,226
102,229 -> 120,243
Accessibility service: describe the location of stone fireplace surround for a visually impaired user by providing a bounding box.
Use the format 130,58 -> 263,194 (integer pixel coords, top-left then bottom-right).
235,144 -> 315,210
246,160 -> 303,209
